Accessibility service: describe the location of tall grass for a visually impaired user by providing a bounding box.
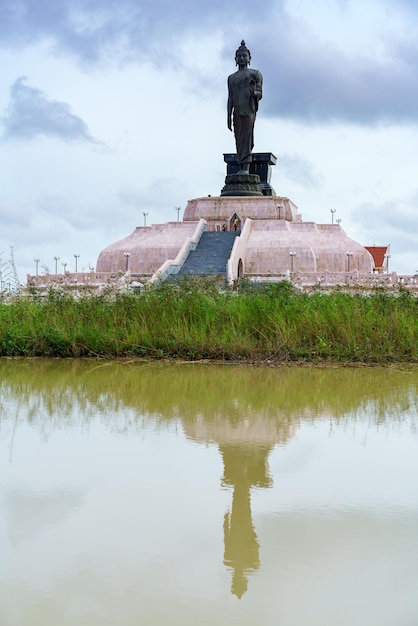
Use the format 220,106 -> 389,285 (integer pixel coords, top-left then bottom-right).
0,279 -> 416,362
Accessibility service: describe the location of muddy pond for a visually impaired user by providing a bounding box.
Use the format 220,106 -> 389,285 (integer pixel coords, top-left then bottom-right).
1,360 -> 417,626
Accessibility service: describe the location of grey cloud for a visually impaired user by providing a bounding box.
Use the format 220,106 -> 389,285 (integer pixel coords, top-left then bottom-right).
0,0 -> 279,64
1,77 -> 97,142
279,153 -> 322,188
0,0 -> 96,45
2,0 -> 418,127
0,204 -> 69,248
0,197 -> 29,227
384,0 -> 418,12
36,193 -> 97,230
351,198 -> 418,255
254,18 -> 418,125
114,178 -> 192,223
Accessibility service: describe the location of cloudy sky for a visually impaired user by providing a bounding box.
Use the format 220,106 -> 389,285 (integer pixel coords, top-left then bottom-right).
0,0 -> 417,280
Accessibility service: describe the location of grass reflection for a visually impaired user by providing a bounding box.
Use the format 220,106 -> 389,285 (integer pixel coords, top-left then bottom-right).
0,359 -> 416,426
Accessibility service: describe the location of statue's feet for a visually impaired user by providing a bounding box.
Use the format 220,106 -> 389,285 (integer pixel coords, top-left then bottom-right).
237,168 -> 250,175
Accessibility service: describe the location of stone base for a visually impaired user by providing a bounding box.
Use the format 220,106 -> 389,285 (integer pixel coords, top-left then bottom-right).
221,173 -> 263,197
223,153 -> 277,196
183,195 -> 301,226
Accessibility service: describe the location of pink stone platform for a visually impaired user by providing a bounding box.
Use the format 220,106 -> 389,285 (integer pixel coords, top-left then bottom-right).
95,194 -> 374,282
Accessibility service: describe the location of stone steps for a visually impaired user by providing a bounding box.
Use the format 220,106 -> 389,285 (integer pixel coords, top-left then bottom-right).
178,231 -> 239,276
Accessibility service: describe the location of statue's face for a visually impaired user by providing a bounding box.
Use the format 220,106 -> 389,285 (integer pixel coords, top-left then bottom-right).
236,50 -> 250,67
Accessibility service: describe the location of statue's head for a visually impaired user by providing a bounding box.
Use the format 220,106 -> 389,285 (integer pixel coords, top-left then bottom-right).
235,40 -> 251,66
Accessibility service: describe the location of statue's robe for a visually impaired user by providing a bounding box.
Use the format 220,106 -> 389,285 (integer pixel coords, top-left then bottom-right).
228,68 -> 263,167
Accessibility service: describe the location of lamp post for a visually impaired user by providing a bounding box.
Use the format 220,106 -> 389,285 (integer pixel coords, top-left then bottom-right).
34,258 -> 40,276
143,212 -> 148,227
54,256 -> 60,274
346,251 -> 353,272
384,253 -> 391,273
175,206 -> 181,222
330,209 -> 336,224
124,252 -> 131,272
336,218 -> 342,226
74,254 -> 80,272
62,262 -> 67,274
289,251 -> 296,273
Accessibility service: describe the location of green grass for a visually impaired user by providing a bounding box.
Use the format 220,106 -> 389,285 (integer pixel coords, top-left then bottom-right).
0,279 -> 416,363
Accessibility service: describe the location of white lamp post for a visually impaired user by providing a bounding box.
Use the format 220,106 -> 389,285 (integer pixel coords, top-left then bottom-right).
346,251 -> 353,272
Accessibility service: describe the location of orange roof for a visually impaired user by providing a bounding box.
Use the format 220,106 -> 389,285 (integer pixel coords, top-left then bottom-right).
365,246 -> 388,269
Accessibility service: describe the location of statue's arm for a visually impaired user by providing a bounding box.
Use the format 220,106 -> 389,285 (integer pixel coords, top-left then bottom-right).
227,76 -> 233,131
254,71 -> 263,103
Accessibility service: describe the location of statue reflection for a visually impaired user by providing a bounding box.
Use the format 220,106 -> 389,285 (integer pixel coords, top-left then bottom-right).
185,415 -> 295,598
221,445 -> 272,598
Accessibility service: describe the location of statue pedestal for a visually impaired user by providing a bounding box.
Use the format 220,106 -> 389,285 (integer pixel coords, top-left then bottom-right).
221,173 -> 263,197
223,153 -> 277,196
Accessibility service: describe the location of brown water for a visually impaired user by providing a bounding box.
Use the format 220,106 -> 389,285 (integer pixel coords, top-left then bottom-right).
0,360 -> 417,626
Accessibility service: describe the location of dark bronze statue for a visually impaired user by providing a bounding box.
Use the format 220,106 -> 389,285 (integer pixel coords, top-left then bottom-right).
227,41 -> 263,174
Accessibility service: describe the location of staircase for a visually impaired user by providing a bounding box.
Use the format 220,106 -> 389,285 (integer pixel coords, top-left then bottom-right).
177,231 -> 239,277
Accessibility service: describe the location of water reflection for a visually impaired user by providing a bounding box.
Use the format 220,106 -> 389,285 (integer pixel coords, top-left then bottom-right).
184,404 -> 297,597
0,359 -> 417,610
222,446 -> 265,597
1,359 -> 416,431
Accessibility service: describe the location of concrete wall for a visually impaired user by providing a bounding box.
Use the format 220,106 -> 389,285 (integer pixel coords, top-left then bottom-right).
244,221 -> 374,276
183,196 -> 301,228
96,221 -> 200,275
227,218 -> 253,283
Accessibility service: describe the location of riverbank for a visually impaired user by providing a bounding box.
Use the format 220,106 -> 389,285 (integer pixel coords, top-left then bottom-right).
1,280 -> 416,362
